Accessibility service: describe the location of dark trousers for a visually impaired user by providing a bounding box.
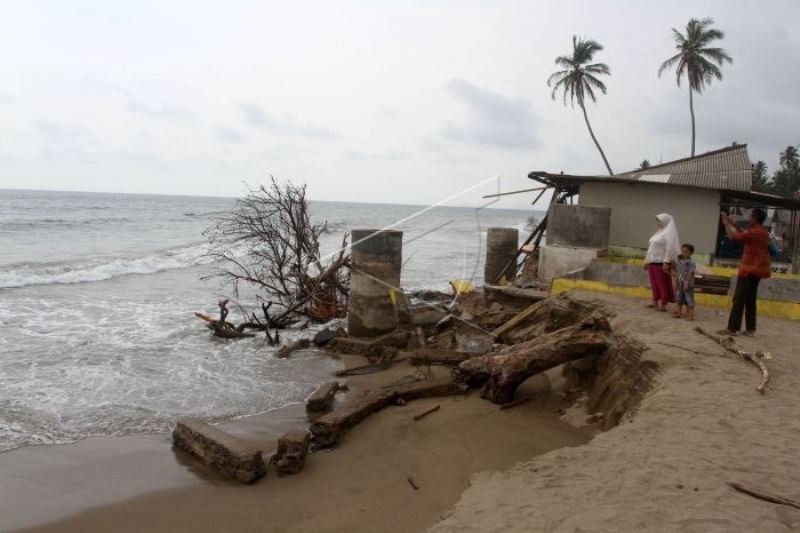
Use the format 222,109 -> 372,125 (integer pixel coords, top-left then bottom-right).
727,275 -> 761,332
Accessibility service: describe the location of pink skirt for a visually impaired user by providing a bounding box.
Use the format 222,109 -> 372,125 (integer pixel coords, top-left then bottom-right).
647,263 -> 675,305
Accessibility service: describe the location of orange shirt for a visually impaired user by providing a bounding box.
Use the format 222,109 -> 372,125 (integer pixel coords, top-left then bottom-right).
732,223 -> 771,279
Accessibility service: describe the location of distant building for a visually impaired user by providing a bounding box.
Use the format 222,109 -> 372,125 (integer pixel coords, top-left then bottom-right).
529,145 -> 800,268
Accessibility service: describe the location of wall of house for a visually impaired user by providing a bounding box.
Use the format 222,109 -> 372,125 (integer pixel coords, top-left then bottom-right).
578,182 -> 720,257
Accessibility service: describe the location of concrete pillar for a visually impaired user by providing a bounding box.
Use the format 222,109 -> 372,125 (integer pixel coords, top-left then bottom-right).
347,229 -> 403,337
485,228 -> 518,285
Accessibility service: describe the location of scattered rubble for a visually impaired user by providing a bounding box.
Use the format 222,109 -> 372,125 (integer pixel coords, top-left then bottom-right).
272,429 -> 311,476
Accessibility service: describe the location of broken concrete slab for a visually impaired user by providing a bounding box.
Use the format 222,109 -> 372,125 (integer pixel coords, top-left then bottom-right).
272,429 -> 310,476
325,330 -> 410,359
310,377 -> 468,448
306,381 -> 340,412
310,389 -> 397,448
172,418 -> 266,484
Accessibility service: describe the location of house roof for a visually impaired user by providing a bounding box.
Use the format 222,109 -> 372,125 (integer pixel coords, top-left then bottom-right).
529,145 -> 753,193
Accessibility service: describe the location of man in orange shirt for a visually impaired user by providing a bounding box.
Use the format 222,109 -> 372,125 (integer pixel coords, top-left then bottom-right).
719,208 -> 771,336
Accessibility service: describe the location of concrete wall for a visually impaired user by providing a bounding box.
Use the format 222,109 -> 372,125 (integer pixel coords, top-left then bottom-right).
579,182 -> 720,256
565,260 -> 650,287
538,245 -> 598,281
547,204 -> 611,249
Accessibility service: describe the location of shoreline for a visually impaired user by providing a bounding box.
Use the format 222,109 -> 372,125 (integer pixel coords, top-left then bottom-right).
8,291 -> 798,532
2,349 -> 589,533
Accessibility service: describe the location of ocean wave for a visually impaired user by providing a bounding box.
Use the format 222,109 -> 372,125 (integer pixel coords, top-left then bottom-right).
0,217 -> 135,230
0,244 -> 212,289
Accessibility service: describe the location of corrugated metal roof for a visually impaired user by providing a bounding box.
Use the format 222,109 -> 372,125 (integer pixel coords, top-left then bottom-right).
530,145 -> 753,192
615,145 -> 752,191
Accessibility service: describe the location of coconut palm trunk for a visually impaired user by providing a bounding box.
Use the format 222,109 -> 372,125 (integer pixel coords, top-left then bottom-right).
689,85 -> 696,157
580,102 -> 613,175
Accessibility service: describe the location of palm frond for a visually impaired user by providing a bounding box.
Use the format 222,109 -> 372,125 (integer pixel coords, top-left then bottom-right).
584,63 -> 611,75
658,53 -> 682,77
583,73 -> 608,94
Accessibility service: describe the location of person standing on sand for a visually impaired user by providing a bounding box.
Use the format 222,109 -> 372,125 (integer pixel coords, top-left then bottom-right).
644,213 -> 682,312
672,243 -> 697,321
719,208 -> 771,336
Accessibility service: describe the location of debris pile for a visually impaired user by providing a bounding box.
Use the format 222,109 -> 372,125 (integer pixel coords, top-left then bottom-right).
174,288 -> 646,484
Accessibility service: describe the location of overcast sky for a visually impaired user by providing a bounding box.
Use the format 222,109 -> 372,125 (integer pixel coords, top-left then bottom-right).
0,0 -> 798,208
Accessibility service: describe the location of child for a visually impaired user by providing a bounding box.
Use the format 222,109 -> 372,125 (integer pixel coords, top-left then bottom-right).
673,244 -> 696,320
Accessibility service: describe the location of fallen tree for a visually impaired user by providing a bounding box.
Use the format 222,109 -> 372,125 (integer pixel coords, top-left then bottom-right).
200,178 -> 350,343
455,314 -> 613,404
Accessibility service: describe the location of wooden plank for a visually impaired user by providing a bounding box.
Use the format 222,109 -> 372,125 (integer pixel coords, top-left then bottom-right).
490,301 -> 543,339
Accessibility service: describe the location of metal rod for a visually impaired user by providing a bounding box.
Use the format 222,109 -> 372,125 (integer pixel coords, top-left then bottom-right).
530,187 -> 547,206
482,186 -> 546,199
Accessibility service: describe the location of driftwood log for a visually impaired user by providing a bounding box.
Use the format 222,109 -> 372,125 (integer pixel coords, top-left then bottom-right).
195,300 -> 257,339
456,315 -> 613,404
695,327 -> 770,393
405,349 -> 471,367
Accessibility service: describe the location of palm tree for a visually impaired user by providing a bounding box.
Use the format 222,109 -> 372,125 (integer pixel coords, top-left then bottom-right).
548,36 -> 614,175
751,160 -> 770,192
779,145 -> 799,170
658,18 -> 732,157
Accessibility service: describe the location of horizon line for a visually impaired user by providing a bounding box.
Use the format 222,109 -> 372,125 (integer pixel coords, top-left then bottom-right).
0,186 -> 542,211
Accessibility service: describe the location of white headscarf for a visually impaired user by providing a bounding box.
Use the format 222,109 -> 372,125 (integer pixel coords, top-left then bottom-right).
649,213 -> 682,263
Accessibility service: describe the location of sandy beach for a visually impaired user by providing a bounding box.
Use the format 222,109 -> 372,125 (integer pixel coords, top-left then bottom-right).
3,291 -> 800,532
3,351 -> 588,533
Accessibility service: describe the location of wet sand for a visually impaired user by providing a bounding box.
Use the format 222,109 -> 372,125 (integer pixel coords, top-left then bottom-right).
4,354 -> 589,533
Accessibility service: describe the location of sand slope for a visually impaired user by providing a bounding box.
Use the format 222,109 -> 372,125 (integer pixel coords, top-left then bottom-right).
430,292 -> 800,532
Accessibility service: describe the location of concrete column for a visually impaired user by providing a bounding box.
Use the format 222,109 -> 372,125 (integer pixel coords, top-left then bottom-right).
485,227 -> 518,285
347,229 -> 403,337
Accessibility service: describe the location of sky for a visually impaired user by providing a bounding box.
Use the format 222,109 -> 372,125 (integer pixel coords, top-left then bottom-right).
0,0 -> 798,208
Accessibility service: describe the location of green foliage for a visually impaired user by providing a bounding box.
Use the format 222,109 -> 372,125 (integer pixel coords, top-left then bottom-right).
639,159 -> 651,170
658,18 -> 733,93
548,36 -> 614,175
751,160 -> 771,192
548,36 -> 610,107
749,149 -> 800,199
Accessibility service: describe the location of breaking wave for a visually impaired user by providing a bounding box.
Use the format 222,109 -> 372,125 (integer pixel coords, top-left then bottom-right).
0,244 -> 212,289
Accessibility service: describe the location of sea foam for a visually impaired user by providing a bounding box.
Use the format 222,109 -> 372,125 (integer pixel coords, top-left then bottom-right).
0,244 -> 211,289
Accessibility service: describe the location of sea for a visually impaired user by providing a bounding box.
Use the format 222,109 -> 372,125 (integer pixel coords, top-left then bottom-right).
0,189 -> 536,452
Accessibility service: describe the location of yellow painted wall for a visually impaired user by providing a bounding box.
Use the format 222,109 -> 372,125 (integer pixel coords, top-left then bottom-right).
552,278 -> 800,321
597,256 -> 800,280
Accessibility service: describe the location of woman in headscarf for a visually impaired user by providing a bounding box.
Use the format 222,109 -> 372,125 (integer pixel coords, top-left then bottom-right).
644,213 -> 681,311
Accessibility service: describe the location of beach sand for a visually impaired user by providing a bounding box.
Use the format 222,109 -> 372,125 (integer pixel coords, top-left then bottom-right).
5,291 -> 800,532
4,352 -> 588,532
431,292 -> 800,532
